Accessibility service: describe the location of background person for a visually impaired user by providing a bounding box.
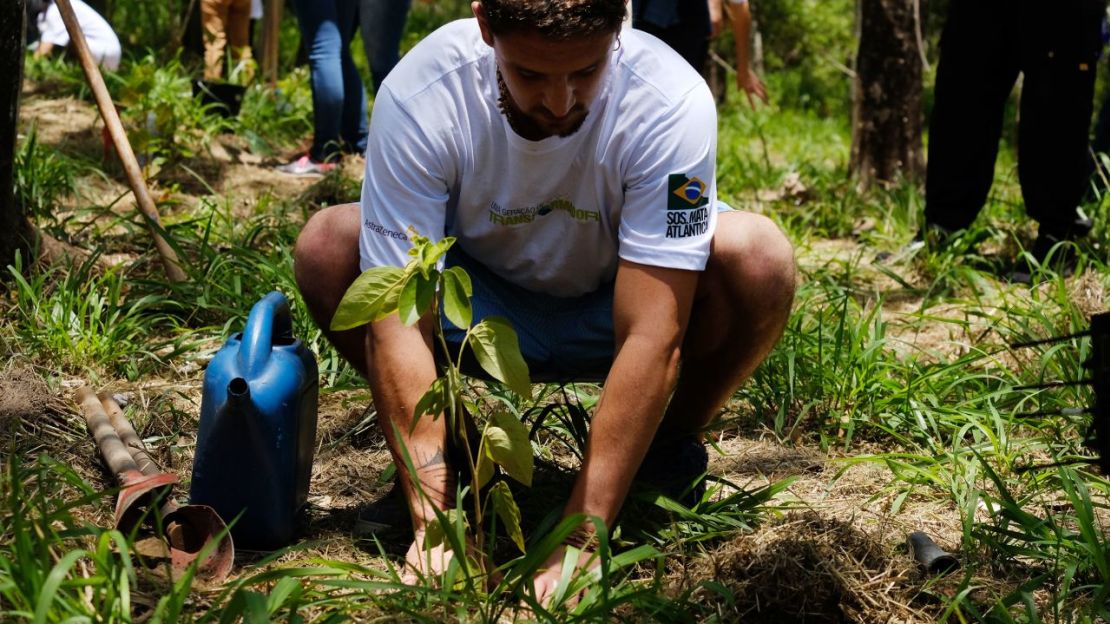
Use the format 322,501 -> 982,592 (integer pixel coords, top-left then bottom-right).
33,0 -> 121,72
632,0 -> 711,71
200,0 -> 253,81
718,0 -> 767,107
920,0 -> 1105,282
358,0 -> 413,95
278,0 -> 367,176
633,0 -> 767,106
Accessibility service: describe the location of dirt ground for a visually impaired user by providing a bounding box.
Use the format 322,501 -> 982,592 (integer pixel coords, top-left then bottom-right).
9,88 -> 1079,622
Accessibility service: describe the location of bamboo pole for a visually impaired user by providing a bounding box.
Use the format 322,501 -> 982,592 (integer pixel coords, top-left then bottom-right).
76,386 -> 141,478
99,392 -> 161,476
54,0 -> 188,283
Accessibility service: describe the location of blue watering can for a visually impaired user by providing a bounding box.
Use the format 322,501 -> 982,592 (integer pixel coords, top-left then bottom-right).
190,291 -> 319,550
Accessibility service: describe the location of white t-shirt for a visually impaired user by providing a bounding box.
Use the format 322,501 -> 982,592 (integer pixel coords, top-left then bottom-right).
359,19 -> 718,298
38,0 -> 121,71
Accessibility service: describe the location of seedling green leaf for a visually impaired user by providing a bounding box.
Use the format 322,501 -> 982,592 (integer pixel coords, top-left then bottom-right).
397,271 -> 437,326
442,266 -> 473,329
484,409 -> 533,486
489,481 -> 526,553
422,509 -> 465,551
475,446 -> 494,489
469,316 -> 531,397
330,266 -> 405,330
419,237 -> 456,274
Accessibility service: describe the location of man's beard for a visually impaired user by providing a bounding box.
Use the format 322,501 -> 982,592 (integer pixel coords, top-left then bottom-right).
497,69 -> 588,140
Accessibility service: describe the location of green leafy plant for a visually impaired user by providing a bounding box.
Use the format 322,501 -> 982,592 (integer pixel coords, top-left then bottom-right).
107,53 -> 227,165
13,125 -> 79,225
233,67 -> 314,155
5,251 -> 189,379
331,231 -> 536,580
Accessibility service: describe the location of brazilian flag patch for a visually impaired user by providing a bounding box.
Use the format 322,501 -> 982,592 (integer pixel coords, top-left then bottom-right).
668,174 -> 709,210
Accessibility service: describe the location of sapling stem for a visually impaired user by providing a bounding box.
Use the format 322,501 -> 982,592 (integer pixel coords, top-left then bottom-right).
431,295 -> 488,573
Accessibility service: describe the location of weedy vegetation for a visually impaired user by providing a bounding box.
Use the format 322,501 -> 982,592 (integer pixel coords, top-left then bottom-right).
3,2 -> 1109,622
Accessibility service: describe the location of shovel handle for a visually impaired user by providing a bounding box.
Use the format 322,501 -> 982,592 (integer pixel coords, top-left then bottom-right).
76,387 -> 140,478
98,393 -> 161,476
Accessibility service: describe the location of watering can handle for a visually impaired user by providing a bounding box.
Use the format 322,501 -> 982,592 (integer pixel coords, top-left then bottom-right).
238,291 -> 294,376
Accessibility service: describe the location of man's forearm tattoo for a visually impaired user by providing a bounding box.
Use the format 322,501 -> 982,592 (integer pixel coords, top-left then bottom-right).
417,448 -> 445,470
413,447 -> 453,502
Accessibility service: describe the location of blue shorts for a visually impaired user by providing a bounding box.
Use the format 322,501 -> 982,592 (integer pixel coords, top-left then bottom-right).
441,250 -> 614,383
438,204 -> 735,382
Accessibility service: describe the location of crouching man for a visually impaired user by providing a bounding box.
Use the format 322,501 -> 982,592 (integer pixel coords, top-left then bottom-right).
294,0 -> 795,600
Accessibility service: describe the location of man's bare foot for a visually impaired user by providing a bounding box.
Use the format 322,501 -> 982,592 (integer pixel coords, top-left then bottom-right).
401,529 -> 501,587
401,529 -> 458,584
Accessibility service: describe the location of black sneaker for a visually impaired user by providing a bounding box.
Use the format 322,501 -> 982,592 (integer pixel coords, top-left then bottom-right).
875,222 -> 956,263
353,482 -> 409,538
1007,230 -> 1082,284
353,413 -> 488,538
635,435 -> 709,507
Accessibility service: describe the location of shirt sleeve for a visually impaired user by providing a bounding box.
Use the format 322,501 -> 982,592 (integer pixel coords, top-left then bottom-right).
38,6 -> 70,47
618,82 -> 718,271
359,86 -> 453,271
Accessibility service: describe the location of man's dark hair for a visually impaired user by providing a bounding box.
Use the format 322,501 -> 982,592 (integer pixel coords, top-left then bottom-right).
479,0 -> 626,40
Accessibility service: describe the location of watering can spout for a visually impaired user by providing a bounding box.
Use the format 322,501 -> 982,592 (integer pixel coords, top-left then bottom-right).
222,377 -> 259,425
227,377 -> 250,406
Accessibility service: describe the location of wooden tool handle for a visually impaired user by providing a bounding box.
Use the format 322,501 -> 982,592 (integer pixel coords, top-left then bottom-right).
98,393 -> 161,476
76,387 -> 139,478
53,0 -> 188,283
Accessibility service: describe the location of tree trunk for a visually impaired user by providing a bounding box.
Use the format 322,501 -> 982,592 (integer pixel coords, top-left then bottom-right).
850,0 -> 926,189
1,0 -> 35,272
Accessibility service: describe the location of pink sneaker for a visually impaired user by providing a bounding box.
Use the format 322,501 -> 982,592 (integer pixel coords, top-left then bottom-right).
276,154 -> 337,177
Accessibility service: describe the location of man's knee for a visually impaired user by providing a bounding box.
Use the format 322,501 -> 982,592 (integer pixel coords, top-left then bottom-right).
710,212 -> 796,311
294,203 -> 361,311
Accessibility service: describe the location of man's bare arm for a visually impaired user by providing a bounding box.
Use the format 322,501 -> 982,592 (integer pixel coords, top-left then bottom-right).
565,259 -> 698,528
726,1 -> 769,108
531,260 -> 697,602
365,314 -> 453,527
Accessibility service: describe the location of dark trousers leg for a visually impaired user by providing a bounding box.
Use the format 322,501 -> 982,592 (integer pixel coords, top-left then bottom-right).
359,0 -> 412,94
1017,0 -> 1103,238
924,1 -> 1020,232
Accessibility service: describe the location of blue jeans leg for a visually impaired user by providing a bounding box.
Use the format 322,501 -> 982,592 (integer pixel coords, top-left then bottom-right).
359,0 -> 411,94
293,0 -> 368,161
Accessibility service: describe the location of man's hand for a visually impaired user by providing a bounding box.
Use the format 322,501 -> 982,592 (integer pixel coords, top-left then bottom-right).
403,529 -> 500,588
35,41 -> 55,59
737,69 -> 769,109
531,544 -> 600,608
